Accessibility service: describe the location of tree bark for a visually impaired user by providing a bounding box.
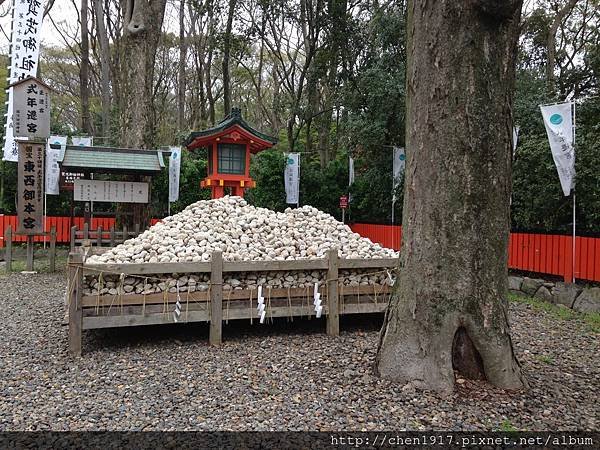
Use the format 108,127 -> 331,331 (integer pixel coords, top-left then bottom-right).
80,0 -> 92,134
93,0 -> 112,141
376,0 -> 527,393
178,0 -> 187,132
116,0 -> 167,228
222,0 -> 237,116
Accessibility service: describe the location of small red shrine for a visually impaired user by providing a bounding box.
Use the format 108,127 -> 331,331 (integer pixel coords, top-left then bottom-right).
184,108 -> 277,198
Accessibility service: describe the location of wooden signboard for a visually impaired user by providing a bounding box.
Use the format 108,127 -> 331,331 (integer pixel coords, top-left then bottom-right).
73,180 -> 150,203
11,77 -> 52,139
17,141 -> 45,235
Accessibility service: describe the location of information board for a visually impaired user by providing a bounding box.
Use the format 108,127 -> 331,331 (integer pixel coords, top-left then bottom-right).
17,141 -> 45,234
74,180 -> 149,203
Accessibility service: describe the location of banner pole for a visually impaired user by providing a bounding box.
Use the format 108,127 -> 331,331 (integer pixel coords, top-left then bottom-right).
571,101 -> 576,283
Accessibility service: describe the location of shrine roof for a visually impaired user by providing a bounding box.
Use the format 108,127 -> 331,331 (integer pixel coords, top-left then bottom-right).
184,107 -> 277,151
57,145 -> 166,174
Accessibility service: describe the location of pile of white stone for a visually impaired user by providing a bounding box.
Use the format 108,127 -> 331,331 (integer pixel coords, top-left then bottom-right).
82,196 -> 397,296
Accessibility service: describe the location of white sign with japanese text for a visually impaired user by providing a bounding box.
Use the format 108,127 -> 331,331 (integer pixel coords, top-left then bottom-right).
74,180 -> 149,203
3,0 -> 46,162
169,147 -> 181,203
46,135 -> 67,195
540,102 -> 575,196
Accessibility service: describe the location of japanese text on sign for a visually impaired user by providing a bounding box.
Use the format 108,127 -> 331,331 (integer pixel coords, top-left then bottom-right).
17,141 -> 45,234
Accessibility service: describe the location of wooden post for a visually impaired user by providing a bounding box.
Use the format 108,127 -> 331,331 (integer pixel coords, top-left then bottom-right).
210,250 -> 223,346
97,226 -> 103,247
326,247 -> 340,336
134,222 -> 140,235
5,225 -> 12,272
110,226 -> 115,247
68,252 -> 84,356
70,226 -> 77,252
83,222 -> 89,240
123,225 -> 128,243
49,226 -> 56,273
26,235 -> 34,271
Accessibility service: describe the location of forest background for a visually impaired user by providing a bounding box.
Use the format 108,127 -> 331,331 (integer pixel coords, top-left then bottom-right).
0,0 -> 598,234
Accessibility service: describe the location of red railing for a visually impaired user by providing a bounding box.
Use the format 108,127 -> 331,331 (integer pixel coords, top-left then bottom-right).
350,223 -> 600,283
0,215 -> 163,247
2,216 -> 598,282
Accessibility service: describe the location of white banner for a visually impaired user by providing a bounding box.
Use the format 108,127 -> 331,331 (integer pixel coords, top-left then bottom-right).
284,153 -> 300,205
71,136 -> 93,147
348,155 -> 355,186
392,146 -> 405,204
46,135 -> 67,195
169,147 -> 181,203
3,0 -> 46,161
512,126 -> 519,155
540,102 -> 575,196
74,180 -> 149,203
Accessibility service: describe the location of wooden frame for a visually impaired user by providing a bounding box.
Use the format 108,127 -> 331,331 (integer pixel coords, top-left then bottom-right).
67,249 -> 397,356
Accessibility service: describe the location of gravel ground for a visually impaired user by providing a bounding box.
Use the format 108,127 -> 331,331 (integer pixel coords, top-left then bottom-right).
0,271 -> 598,431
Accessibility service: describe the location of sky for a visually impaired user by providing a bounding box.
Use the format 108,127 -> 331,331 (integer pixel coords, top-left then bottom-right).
0,0 -> 180,55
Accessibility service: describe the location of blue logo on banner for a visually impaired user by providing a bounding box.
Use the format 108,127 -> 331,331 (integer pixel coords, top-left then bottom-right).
287,157 -> 294,165
550,114 -> 563,125
172,152 -> 178,159
399,153 -> 406,161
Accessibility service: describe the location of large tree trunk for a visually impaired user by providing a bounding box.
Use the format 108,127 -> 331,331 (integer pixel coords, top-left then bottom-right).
118,0 -> 167,149
116,0 -> 167,228
376,0 -> 527,393
222,0 -> 237,116
93,0 -> 112,142
80,0 -> 92,134
177,0 -> 187,132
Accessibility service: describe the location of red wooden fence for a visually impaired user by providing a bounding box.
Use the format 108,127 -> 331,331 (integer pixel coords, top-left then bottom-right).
1,216 -> 598,282
350,223 -> 600,283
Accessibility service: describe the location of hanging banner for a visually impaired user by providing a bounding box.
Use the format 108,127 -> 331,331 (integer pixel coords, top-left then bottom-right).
169,147 -> 181,203
392,146 -> 406,203
3,0 -> 46,162
540,102 -> 575,196
512,126 -> 519,155
17,141 -> 45,234
46,135 -> 67,195
71,136 -> 93,147
348,155 -> 355,186
284,153 -> 300,205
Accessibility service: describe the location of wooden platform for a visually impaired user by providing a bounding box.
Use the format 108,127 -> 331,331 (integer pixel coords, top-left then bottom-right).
67,249 -> 396,355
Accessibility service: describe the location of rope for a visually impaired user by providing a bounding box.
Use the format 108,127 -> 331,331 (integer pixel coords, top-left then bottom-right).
287,287 -> 293,322
225,289 -> 232,325
185,288 -> 190,322
142,277 -> 148,315
249,288 -> 253,325
95,272 -> 104,315
118,273 -> 125,315
267,287 -> 273,324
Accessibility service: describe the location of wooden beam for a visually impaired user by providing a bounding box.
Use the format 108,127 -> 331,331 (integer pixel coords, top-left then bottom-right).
338,258 -> 397,269
222,259 -> 328,272
68,252 -> 84,356
326,248 -> 340,336
83,261 -> 212,275
83,310 -> 210,329
210,251 -> 223,346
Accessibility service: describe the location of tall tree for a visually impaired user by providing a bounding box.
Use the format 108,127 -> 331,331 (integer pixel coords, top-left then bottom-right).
222,0 -> 237,116
93,0 -> 112,141
178,0 -> 187,132
546,0 -> 579,97
80,0 -> 92,134
376,0 -> 528,392
118,0 -> 168,149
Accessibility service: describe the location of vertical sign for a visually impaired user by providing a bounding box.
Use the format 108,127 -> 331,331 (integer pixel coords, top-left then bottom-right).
3,0 -> 46,161
540,102 -> 575,196
46,135 -> 67,195
17,141 -> 45,234
169,147 -> 181,202
284,153 -> 300,205
12,77 -> 51,139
